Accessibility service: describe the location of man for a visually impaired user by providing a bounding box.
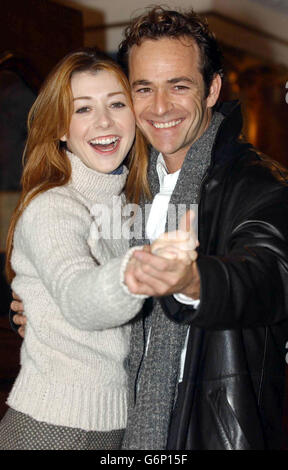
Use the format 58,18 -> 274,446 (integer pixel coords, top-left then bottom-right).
11,7 -> 288,450
117,7 -> 288,450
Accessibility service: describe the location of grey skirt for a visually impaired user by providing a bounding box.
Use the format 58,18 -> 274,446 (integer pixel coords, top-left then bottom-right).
0,408 -> 124,450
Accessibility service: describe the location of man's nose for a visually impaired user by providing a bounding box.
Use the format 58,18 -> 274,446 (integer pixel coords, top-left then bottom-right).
151,90 -> 172,116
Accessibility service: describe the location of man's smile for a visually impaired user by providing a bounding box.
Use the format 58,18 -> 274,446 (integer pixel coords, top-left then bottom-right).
150,119 -> 183,129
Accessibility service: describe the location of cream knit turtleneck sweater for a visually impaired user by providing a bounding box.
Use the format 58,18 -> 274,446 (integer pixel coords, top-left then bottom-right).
8,152 -> 144,432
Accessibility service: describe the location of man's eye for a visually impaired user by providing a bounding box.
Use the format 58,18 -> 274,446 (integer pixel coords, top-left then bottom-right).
111,102 -> 126,108
136,88 -> 152,94
174,85 -> 189,91
75,106 -> 90,113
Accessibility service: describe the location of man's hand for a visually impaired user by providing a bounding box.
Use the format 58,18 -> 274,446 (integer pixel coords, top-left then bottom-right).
125,249 -> 200,298
124,210 -> 200,298
151,209 -> 199,261
10,292 -> 26,339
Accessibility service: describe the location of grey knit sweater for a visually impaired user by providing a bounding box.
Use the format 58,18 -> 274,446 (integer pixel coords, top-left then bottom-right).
8,152 -> 144,432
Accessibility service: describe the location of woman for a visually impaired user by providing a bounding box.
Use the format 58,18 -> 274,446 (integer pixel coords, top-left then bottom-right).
0,48 -> 149,450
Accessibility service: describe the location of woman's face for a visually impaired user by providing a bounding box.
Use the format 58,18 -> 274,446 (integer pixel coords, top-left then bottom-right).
62,70 -> 135,173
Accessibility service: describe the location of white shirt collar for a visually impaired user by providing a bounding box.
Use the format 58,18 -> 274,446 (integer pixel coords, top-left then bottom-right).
156,153 -> 181,192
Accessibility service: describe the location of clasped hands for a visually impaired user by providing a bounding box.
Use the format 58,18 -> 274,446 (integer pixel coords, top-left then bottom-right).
124,210 -> 201,299
11,211 -> 201,339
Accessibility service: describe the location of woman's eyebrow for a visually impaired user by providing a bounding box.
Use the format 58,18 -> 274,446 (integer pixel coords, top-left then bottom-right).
73,96 -> 92,101
73,91 -> 126,101
107,91 -> 126,97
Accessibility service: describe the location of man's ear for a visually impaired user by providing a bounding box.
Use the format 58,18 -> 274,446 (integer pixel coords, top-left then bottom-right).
206,74 -> 222,108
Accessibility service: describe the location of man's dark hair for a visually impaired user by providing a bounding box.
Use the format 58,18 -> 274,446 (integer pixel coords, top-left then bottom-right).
118,6 -> 224,98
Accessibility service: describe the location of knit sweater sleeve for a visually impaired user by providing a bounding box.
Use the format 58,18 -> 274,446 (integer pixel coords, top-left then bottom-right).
13,190 -> 145,331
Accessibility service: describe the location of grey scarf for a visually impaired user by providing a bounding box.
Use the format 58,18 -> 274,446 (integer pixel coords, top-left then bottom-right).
122,112 -> 224,450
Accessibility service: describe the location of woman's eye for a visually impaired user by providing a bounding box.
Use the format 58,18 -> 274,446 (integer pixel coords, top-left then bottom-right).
111,102 -> 126,108
75,106 -> 90,114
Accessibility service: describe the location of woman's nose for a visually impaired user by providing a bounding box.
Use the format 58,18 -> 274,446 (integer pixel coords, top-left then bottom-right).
94,108 -> 114,129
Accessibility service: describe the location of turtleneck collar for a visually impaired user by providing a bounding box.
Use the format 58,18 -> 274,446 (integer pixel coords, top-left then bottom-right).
66,151 -> 128,202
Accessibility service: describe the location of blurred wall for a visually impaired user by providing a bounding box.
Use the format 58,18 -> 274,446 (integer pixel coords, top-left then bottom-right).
52,0 -> 288,66
0,0 -> 84,315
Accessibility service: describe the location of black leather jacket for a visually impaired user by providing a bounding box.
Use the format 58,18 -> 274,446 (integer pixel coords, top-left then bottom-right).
163,101 -> 288,450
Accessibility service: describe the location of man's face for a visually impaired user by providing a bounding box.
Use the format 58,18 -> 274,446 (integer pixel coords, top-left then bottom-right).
129,37 -> 220,169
